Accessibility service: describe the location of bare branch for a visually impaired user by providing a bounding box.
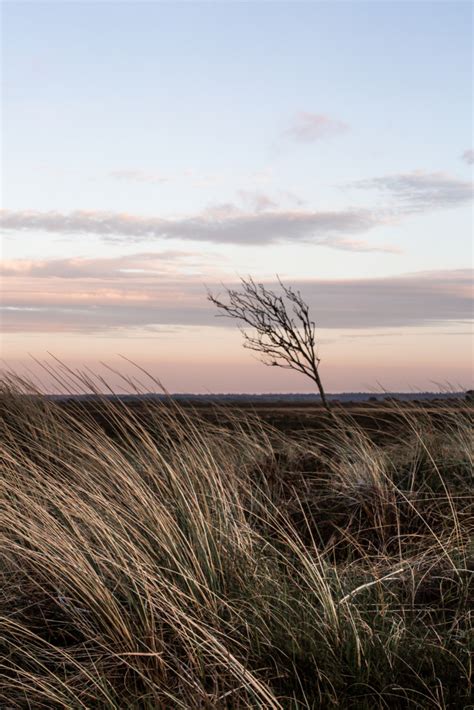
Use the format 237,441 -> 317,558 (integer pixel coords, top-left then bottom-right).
208,277 -> 332,413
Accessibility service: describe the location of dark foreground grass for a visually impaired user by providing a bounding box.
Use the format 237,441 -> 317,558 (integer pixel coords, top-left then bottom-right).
0,374 -> 472,708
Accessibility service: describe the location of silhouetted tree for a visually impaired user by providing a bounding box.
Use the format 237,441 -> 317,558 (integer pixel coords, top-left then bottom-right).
208,276 -> 333,414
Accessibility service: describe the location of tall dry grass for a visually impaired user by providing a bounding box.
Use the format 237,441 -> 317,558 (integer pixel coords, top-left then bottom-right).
0,372 -> 472,708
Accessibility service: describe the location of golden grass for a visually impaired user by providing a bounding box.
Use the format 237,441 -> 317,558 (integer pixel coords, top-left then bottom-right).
0,371 -> 472,708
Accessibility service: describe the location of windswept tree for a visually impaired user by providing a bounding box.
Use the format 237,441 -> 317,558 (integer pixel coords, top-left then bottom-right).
208,276 -> 332,413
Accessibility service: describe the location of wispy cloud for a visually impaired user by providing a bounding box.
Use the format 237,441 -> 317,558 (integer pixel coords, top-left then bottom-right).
2,265 -> 471,333
322,238 -> 399,253
284,112 -> 349,143
461,149 -> 474,165
109,170 -> 170,184
0,206 -> 393,250
108,168 -> 273,190
353,171 -> 473,212
237,190 -> 278,213
0,251 -> 205,279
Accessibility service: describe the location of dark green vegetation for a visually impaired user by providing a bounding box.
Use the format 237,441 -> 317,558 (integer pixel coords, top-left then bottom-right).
0,382 -> 472,708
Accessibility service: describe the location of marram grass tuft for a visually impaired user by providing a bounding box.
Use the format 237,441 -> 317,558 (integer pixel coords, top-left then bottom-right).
0,374 -> 472,708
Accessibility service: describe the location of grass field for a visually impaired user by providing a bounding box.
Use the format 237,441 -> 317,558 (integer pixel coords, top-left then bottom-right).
0,376 -> 472,708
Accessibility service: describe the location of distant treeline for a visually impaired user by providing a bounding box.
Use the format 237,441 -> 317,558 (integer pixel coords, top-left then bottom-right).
44,391 -> 469,403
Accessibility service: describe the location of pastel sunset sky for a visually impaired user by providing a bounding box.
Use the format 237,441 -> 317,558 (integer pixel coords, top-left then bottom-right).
1,1 -> 472,393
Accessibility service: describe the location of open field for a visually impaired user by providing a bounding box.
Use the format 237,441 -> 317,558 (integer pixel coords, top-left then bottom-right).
0,383 -> 472,709
60,397 -> 472,444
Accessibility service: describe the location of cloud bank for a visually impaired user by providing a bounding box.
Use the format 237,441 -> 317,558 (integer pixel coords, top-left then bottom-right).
2,261 -> 471,333
0,207 -> 393,250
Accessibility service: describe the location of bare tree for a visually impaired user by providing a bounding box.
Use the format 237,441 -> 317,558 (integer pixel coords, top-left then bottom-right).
208,276 -> 332,413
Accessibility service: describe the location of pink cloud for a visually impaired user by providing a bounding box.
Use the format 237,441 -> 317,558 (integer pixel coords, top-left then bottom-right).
1,264 -> 471,333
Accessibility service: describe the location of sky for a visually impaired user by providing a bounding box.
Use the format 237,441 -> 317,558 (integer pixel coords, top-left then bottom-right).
1,0 -> 473,393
